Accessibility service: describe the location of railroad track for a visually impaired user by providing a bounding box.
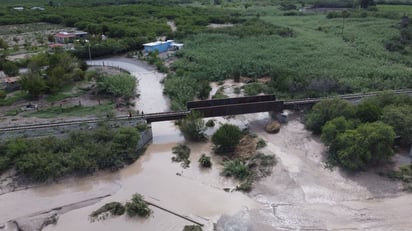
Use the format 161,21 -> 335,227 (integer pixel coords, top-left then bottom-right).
284,89 -> 412,105
0,115 -> 145,132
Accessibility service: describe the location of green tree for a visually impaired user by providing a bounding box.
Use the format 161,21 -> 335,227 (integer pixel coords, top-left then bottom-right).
305,98 -> 355,134
333,122 -> 395,170
5,138 -> 31,160
47,66 -> 66,93
28,53 -> 49,73
381,105 -> 412,146
178,110 -> 206,141
321,116 -> 356,146
356,100 -> 382,123
16,152 -> 66,181
68,147 -> 98,175
20,72 -> 46,98
112,127 -> 140,163
212,124 -> 242,153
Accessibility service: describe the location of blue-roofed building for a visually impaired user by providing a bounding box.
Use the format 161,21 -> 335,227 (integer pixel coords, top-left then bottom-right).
143,40 -> 183,53
143,40 -> 173,53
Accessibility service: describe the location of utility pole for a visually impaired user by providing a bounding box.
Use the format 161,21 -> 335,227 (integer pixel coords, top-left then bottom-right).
85,39 -> 91,60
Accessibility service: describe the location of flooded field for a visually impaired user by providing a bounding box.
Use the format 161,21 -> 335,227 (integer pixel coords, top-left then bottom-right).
1,58 -> 412,231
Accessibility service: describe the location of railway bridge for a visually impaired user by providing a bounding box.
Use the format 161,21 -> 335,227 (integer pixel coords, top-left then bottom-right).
144,94 -> 283,123
1,89 -> 411,135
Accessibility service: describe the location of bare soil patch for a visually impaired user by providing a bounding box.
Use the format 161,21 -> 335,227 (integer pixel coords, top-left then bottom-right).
235,135 -> 258,160
207,23 -> 234,28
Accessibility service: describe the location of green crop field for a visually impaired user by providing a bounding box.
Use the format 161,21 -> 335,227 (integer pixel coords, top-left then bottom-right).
377,4 -> 412,16
1,0 -> 412,109
166,9 -> 412,106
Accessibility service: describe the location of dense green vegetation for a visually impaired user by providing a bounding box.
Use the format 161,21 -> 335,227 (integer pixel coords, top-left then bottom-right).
96,73 -> 137,100
212,124 -> 243,153
160,4 -> 412,107
0,1 -> 241,58
385,16 -> 412,53
177,110 -> 206,141
1,0 -> 411,109
125,193 -> 152,218
0,125 -> 141,181
305,93 -> 412,170
89,202 -> 125,222
221,152 -> 277,192
19,52 -> 85,98
89,193 -> 151,221
222,159 -> 251,180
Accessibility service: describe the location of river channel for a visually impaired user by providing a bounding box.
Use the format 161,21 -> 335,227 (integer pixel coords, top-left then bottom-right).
1,57 -> 412,231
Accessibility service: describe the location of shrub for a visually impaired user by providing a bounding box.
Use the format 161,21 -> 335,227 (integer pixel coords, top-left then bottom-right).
221,159 -> 250,180
136,123 -> 148,132
178,111 -> 206,141
212,124 -> 242,153
198,154 -> 212,168
125,194 -> 152,218
243,83 -> 267,96
96,73 -> 137,99
236,178 -> 253,192
89,202 -> 125,222
172,144 -> 191,168
256,139 -> 267,149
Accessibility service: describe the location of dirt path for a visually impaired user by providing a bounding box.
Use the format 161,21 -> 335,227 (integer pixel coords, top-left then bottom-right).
167,21 -> 177,32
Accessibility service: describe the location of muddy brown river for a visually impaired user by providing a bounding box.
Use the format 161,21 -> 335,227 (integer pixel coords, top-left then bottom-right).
1,58 -> 412,231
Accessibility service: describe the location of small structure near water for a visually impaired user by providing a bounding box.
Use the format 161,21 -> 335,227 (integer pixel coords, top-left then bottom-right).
143,40 -> 183,53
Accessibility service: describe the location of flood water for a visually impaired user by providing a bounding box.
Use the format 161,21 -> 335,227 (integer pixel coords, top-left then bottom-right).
2,59 -> 412,231
1,58 -> 259,231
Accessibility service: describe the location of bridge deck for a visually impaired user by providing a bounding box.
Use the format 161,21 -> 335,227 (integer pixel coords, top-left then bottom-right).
187,94 -> 276,109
